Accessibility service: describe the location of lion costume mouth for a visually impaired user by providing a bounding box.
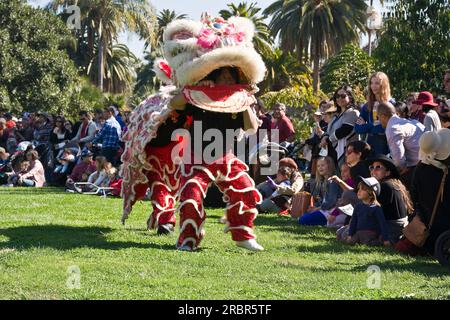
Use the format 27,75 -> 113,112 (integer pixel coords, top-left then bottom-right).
183,84 -> 256,113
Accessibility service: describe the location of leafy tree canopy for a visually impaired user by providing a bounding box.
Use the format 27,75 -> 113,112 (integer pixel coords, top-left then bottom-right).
373,0 -> 450,99
0,0 -> 79,115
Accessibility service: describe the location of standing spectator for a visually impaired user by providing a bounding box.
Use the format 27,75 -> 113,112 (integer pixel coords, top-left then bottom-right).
17,150 -> 46,187
394,102 -> 409,119
407,92 -> 425,123
378,102 -> 425,189
355,72 -> 394,156
271,102 -> 295,143
71,111 -> 97,148
299,156 -> 342,226
413,91 -> 441,132
305,100 -> 330,173
110,104 -> 126,131
91,107 -> 121,165
368,154 -> 413,243
320,85 -> 360,167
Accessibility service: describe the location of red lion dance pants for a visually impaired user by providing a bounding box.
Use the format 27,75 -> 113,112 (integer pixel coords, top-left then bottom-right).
177,153 -> 262,249
143,141 -> 181,229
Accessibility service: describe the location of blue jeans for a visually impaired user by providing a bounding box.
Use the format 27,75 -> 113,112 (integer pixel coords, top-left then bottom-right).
20,179 -> 36,187
298,210 -> 327,226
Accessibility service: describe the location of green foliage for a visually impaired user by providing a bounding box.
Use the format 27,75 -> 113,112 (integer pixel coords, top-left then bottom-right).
0,0 -> 80,115
373,0 -> 450,99
320,44 -> 375,96
264,0 -> 368,91
260,83 -> 325,141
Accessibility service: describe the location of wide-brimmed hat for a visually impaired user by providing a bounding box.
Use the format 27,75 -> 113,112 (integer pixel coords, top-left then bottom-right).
413,91 -> 438,107
321,102 -> 337,114
367,154 -> 400,179
419,128 -> 450,161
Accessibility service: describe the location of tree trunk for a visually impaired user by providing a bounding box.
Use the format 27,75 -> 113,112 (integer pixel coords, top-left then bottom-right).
98,35 -> 104,91
312,46 -> 320,93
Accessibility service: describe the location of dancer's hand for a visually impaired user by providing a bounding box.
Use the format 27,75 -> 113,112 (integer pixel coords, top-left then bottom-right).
169,92 -> 187,111
197,80 -> 215,87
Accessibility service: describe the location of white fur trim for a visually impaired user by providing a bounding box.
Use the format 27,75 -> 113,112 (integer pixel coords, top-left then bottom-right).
163,19 -> 203,42
175,46 -> 266,86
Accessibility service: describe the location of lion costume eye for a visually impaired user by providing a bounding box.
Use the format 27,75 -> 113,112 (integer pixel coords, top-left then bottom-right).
170,30 -> 193,40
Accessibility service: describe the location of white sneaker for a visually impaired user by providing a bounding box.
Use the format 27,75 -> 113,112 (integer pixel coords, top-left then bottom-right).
236,239 -> 264,252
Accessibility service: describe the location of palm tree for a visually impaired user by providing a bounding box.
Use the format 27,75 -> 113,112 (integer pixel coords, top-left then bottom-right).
146,9 -> 188,50
262,48 -> 311,92
87,43 -> 140,93
48,0 -> 157,92
264,0 -> 368,92
219,2 -> 274,56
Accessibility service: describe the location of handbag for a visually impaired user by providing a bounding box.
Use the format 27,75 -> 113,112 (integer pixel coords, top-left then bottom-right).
289,191 -> 313,219
403,167 -> 447,247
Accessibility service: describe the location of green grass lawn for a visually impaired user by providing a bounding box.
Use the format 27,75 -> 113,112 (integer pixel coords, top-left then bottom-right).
0,188 -> 449,300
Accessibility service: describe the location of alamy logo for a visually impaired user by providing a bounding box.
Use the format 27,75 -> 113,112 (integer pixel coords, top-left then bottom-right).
66,5 -> 81,30
170,122 -> 281,175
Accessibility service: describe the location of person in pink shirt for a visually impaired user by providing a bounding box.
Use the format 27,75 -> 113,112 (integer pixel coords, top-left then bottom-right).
17,150 -> 45,187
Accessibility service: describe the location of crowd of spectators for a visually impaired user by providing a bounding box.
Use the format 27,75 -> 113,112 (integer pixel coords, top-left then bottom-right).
0,105 -> 128,193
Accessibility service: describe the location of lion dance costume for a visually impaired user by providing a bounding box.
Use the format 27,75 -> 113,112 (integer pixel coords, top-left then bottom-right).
121,14 -> 267,251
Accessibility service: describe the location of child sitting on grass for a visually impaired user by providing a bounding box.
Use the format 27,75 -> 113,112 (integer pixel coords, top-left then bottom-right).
344,177 -> 390,247
256,166 -> 292,213
7,160 -> 30,186
54,148 -> 76,174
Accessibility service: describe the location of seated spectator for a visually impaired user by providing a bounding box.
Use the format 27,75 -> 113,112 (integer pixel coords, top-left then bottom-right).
257,166 -> 293,213
0,118 -> 9,150
368,154 -> 413,243
54,148 -> 76,174
397,129 -> 450,255
67,150 -> 96,181
327,190 -> 359,229
7,160 -> 30,186
328,140 -> 371,191
71,111 -> 97,148
15,118 -> 34,142
339,163 -> 355,189
299,156 -> 342,226
378,101 -> 425,189
33,113 -> 53,145
86,156 -> 115,189
14,150 -> 46,187
0,147 -> 12,185
343,177 -> 390,247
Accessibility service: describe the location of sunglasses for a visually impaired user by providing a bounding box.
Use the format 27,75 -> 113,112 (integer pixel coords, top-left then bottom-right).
336,94 -> 348,99
369,165 -> 386,171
